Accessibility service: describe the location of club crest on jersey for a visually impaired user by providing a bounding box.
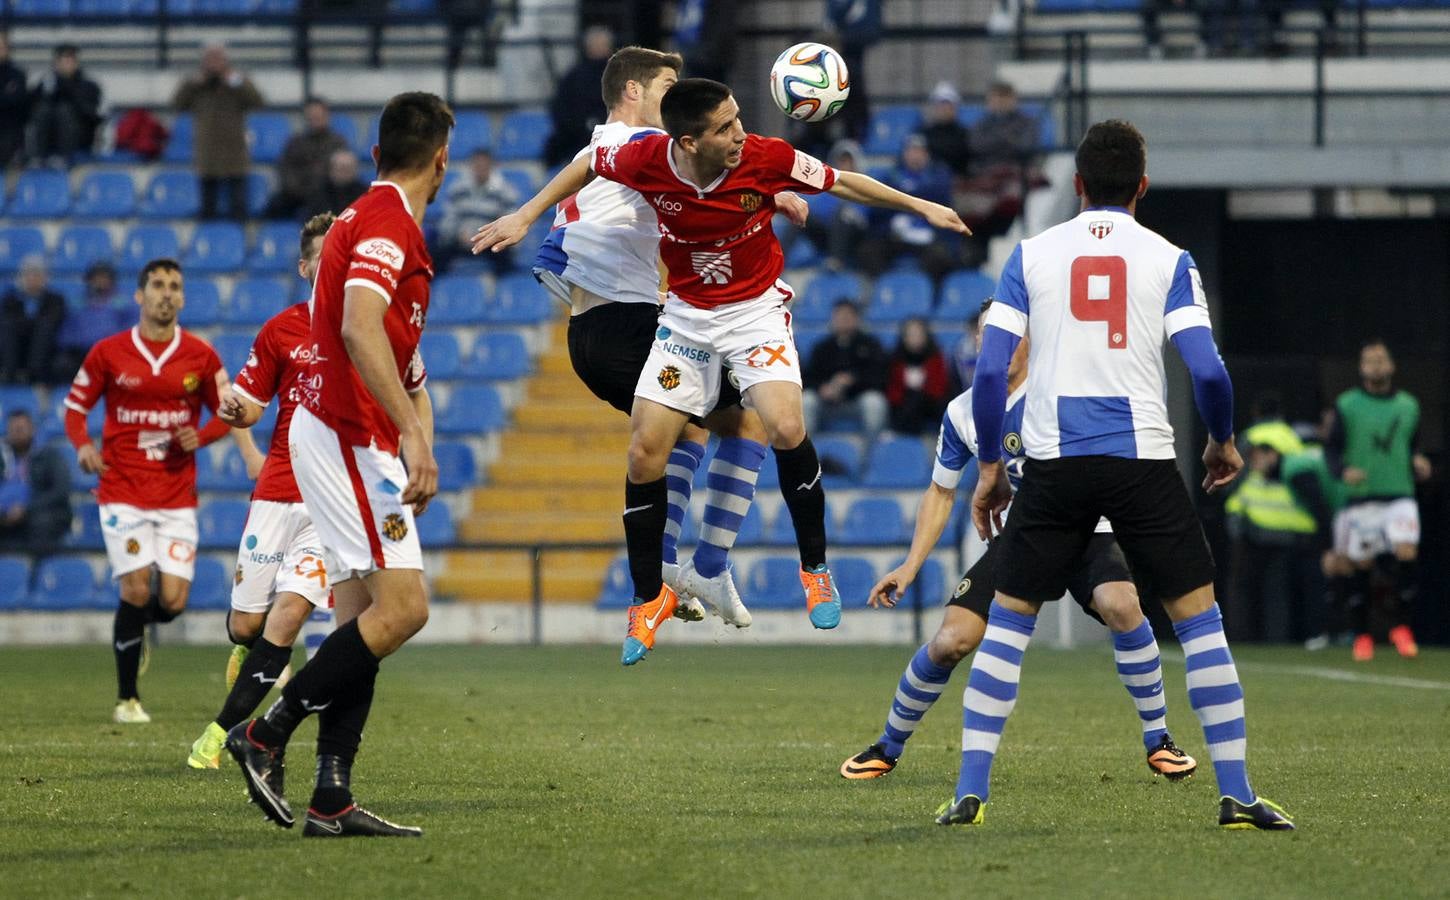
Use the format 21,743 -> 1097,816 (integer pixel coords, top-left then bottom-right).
657,365 -> 682,391
182,372 -> 201,393
382,513 -> 409,542
125,538 -> 140,555
739,191 -> 762,212
1004,432 -> 1023,454
1088,220 -> 1113,239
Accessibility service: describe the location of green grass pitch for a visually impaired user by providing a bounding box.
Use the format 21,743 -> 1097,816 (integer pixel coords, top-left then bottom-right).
3,643 -> 1449,897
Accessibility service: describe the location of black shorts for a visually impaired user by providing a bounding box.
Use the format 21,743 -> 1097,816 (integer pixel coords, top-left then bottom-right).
995,456 -> 1217,605
947,532 -> 1131,626
565,301 -> 742,416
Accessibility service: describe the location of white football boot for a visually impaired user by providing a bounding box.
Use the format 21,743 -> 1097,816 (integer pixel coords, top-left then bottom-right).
113,698 -> 152,724
663,561 -> 706,622
678,559 -> 752,628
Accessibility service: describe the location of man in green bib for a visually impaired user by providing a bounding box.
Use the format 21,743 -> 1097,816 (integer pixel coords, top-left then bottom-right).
1326,340 -> 1433,661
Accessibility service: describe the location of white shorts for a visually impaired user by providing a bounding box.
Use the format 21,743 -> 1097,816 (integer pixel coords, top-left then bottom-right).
289,406 -> 423,582
100,503 -> 198,581
633,283 -> 801,418
230,500 -> 335,614
1333,498 -> 1420,562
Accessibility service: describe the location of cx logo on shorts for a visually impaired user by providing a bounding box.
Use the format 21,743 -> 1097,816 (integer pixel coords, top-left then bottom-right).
657,365 -> 682,391
125,538 -> 141,555
295,555 -> 328,588
745,344 -> 790,368
382,513 -> 409,542
168,541 -> 195,563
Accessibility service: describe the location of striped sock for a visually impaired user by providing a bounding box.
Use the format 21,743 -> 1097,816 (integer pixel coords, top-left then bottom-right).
877,644 -> 954,758
693,437 -> 767,578
662,440 -> 705,567
1174,603 -> 1255,804
1112,619 -> 1169,752
957,601 -> 1036,803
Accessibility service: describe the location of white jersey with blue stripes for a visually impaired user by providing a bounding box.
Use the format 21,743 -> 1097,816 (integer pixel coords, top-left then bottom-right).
532,121 -> 664,306
981,207 -> 1213,461
936,385 -> 1111,533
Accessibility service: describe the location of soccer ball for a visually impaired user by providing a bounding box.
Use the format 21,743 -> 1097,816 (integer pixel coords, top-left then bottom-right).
769,42 -> 850,123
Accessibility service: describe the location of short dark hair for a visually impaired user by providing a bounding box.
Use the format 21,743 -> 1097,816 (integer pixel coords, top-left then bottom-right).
304,96 -> 328,108
978,298 -> 994,320
137,258 -> 181,289
7,409 -> 32,422
661,78 -> 733,141
300,212 -> 335,257
54,43 -> 78,58
376,92 -> 455,174
602,46 -> 683,109
832,298 -> 860,315
1075,120 -> 1146,208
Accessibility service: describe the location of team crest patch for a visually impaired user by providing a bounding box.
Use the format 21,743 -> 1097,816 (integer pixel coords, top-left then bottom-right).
382,513 -> 409,542
657,365 -> 682,391
1088,220 -> 1113,239
739,191 -> 763,212
182,372 -> 201,393
1004,433 -> 1022,454
954,578 -> 971,598
125,538 -> 141,555
234,565 -> 244,586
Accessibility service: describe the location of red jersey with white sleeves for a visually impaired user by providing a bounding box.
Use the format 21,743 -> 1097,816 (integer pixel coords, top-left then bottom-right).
300,181 -> 433,454
232,302 -> 311,504
65,327 -> 224,509
590,133 -> 836,308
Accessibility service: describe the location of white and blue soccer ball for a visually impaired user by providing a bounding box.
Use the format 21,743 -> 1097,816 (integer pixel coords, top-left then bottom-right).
769,42 -> 850,123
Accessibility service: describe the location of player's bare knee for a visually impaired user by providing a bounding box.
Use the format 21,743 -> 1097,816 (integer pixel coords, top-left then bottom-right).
118,575 -> 150,607
1092,583 -> 1143,632
228,610 -> 264,644
929,627 -> 973,667
766,415 -> 806,450
626,436 -> 670,482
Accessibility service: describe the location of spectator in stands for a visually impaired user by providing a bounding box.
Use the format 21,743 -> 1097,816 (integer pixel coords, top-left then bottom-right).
438,147 -> 520,272
955,80 -> 1043,257
865,134 -> 959,279
921,81 -> 971,176
1,256 -> 65,385
265,96 -> 349,221
25,44 -> 101,167
673,0 -> 737,83
173,42 -> 263,221
885,317 -> 951,435
301,149 -> 368,222
803,299 -> 888,441
55,262 -> 133,381
0,32 -> 29,170
543,24 -> 613,167
968,81 -> 1039,170
0,409 -> 71,553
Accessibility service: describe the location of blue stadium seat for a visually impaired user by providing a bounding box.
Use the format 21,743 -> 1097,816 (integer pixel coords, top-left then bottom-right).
229,278 -> 289,324
814,435 -> 861,487
186,222 -> 247,273
901,557 -> 946,608
0,385 -> 41,417
488,273 -> 552,323
867,271 -> 934,324
249,222 -> 301,273
418,333 -> 461,379
52,226 -> 113,275
72,0 -> 129,13
451,111 -> 494,158
841,497 -> 908,545
832,555 -> 878,608
0,557 -> 32,610
163,114 -> 194,163
436,385 -> 506,435
199,500 -> 250,547
863,436 -> 933,488
784,233 -> 822,269
197,445 -> 254,492
70,502 -> 104,549
795,271 -> 864,323
743,557 -> 805,609
64,444 -> 101,494
247,172 -> 272,217
428,275 -> 486,324
29,558 -> 98,610
434,440 -> 477,492
863,105 -> 923,157
756,452 -> 779,491
6,170 -> 70,219
189,557 -> 232,611
354,115 -> 380,159
793,326 -> 826,363
10,0 -> 70,15
254,0 -> 298,12
955,103 -> 986,129
183,277 -> 223,326
212,332 -> 255,374
415,507 -> 456,544
0,227 -> 46,274
246,112 -> 292,163
498,166 -> 536,199
73,171 -> 136,218
766,499 -> 837,547
328,113 -> 359,151
140,171 -> 200,218
936,269 -> 995,322
595,556 -> 634,609
935,326 -> 965,357
495,109 -> 550,161
121,224 -> 181,270
462,331 -> 530,380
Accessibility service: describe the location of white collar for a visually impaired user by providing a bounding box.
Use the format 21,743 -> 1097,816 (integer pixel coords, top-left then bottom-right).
131,326 -> 183,376
371,180 -> 415,218
666,141 -> 730,197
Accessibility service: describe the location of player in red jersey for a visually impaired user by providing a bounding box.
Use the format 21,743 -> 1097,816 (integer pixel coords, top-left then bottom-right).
475,78 -> 969,664
63,258 -> 232,724
225,92 -> 450,838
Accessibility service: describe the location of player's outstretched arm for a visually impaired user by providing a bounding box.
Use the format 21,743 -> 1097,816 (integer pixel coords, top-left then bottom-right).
870,480 -> 957,608
827,170 -> 971,235
470,155 -> 592,255
341,287 -> 438,506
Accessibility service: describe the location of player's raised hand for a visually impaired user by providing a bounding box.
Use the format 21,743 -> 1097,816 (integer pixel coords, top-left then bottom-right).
919,201 -> 972,236
174,426 -> 200,453
76,443 -> 107,474
868,565 -> 916,609
776,191 -> 810,227
400,428 -> 438,508
470,212 -> 531,255
972,461 -> 1012,540
1201,436 -> 1243,494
